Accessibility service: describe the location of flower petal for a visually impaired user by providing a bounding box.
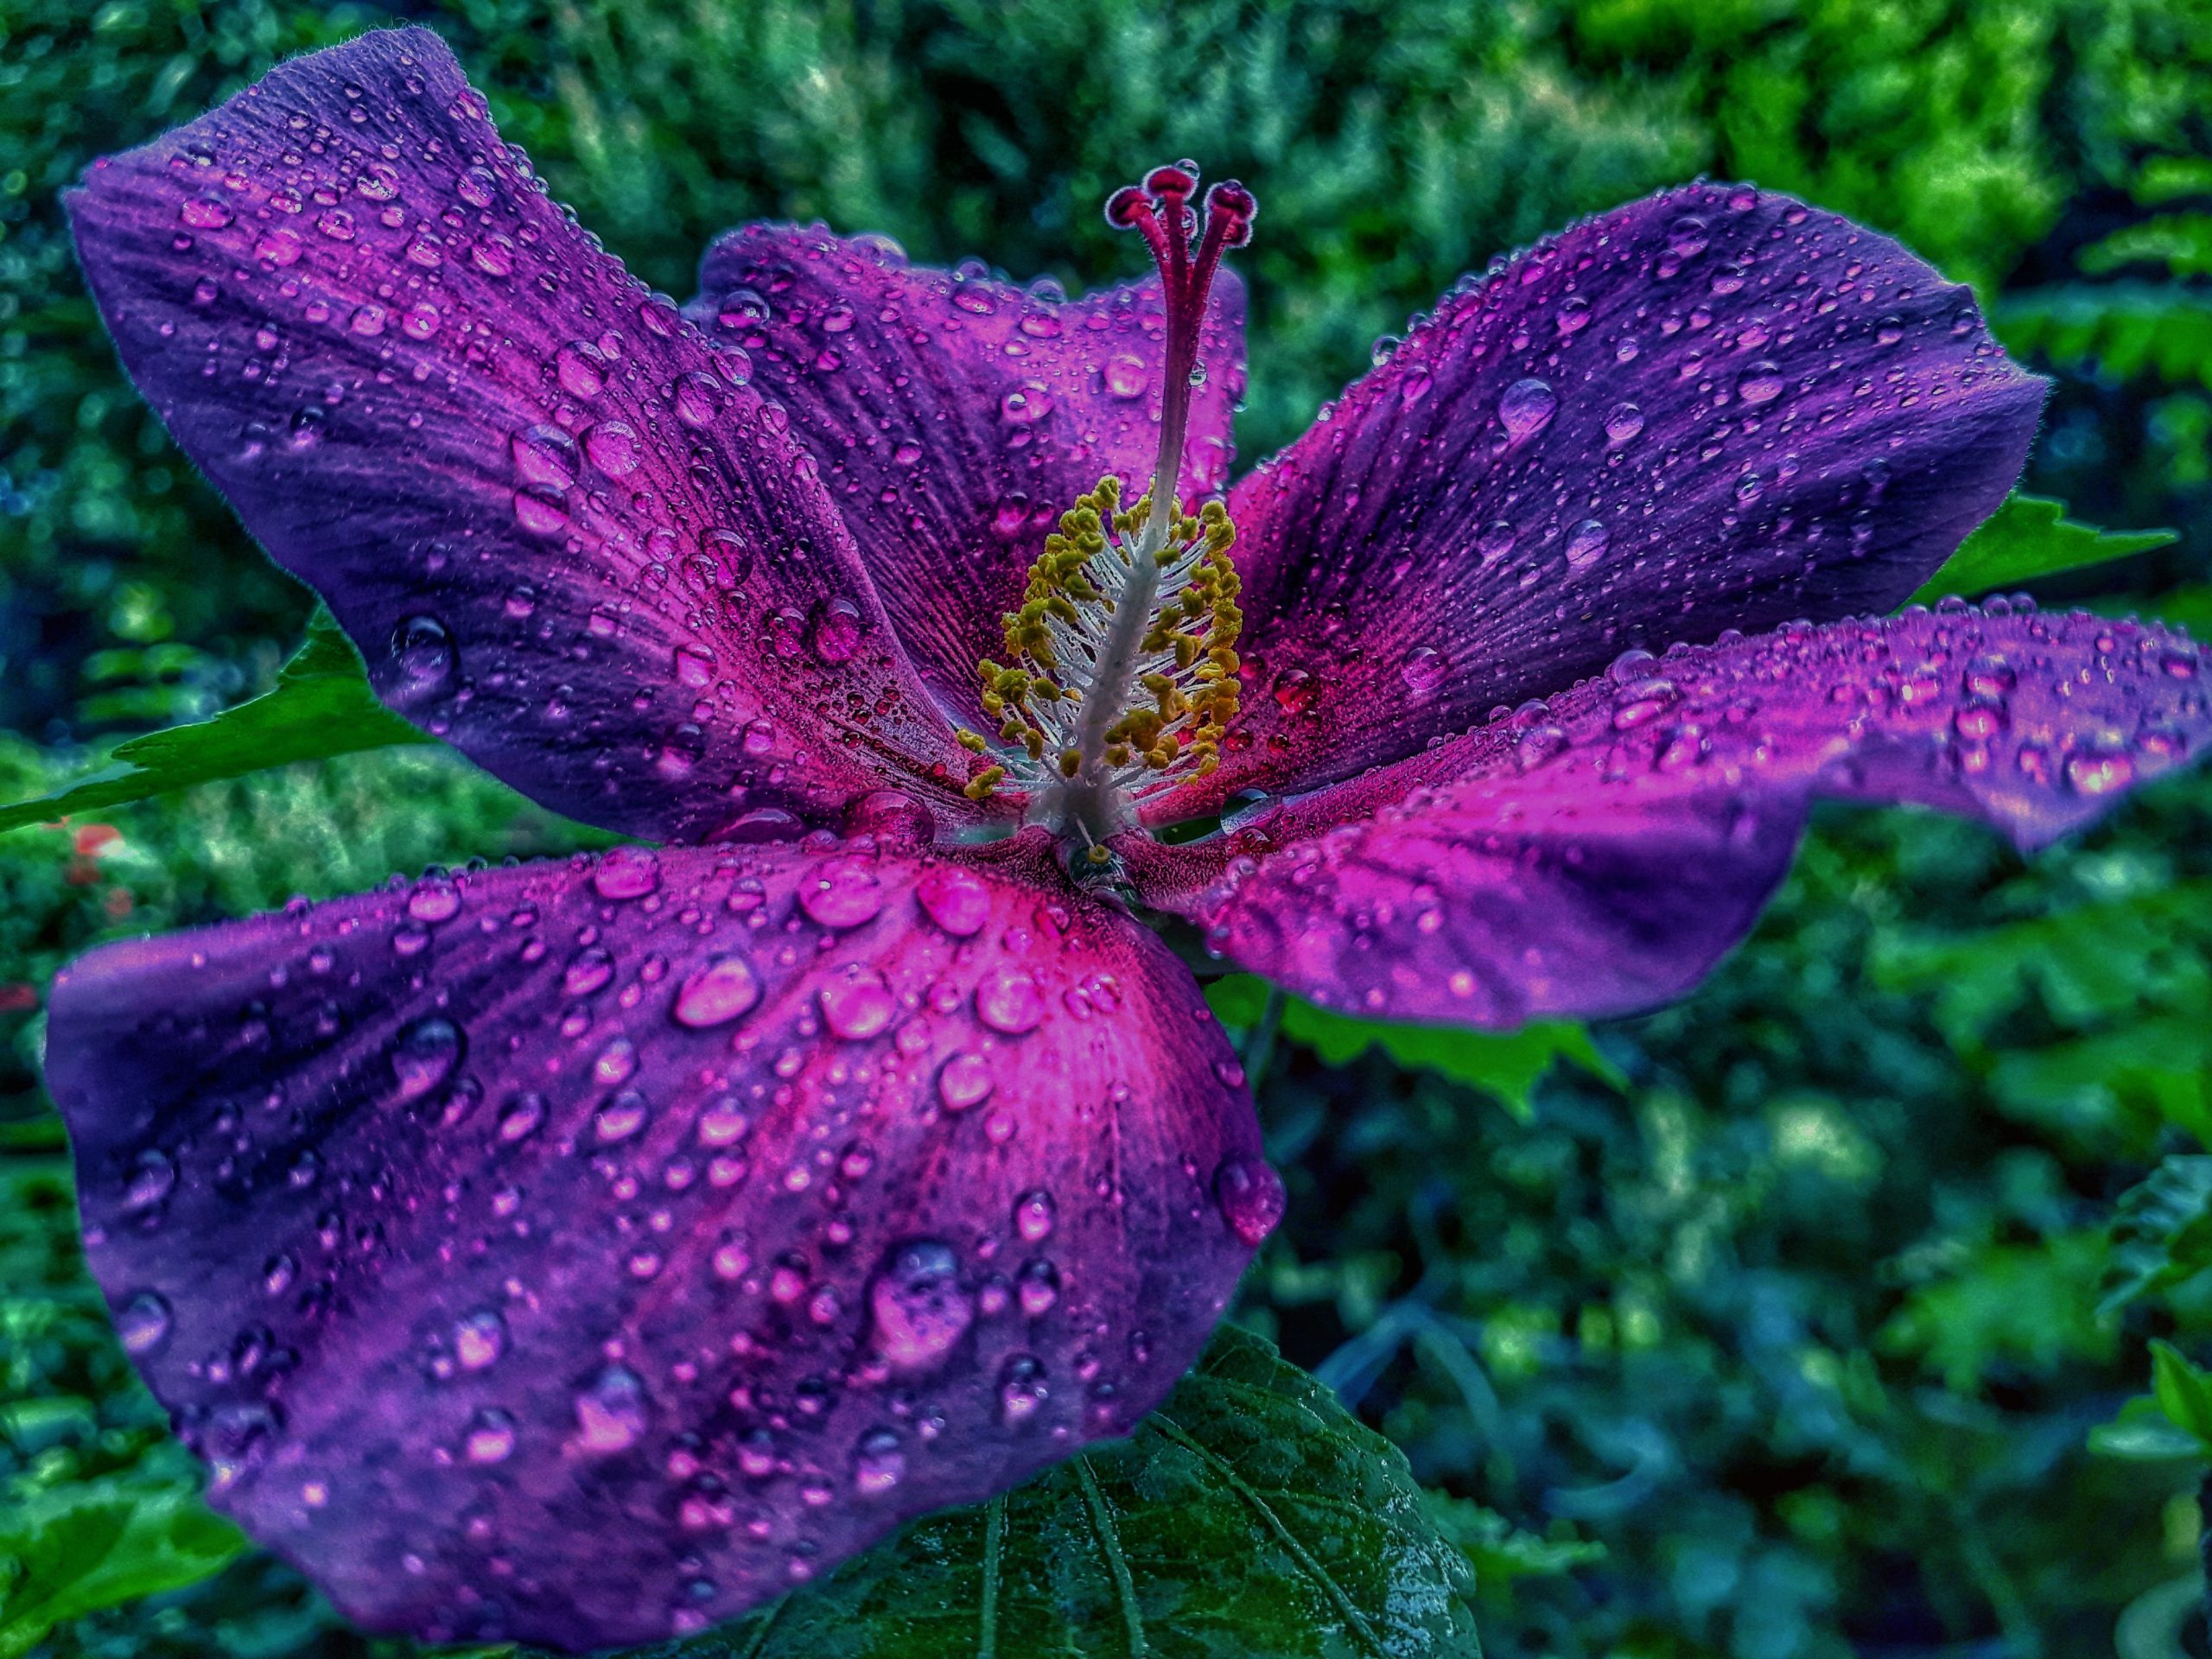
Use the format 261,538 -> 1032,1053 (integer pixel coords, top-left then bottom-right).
685,225 -> 1247,709
67,29 -> 976,842
44,836 -> 1266,1649
1128,606 -> 2208,1027
1159,182 -> 2044,823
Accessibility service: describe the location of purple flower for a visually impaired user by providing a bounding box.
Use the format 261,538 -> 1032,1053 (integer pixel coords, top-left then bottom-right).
43,24 -> 2209,1650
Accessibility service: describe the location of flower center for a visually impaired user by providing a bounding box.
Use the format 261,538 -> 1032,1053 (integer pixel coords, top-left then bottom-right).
957,164 -> 1256,861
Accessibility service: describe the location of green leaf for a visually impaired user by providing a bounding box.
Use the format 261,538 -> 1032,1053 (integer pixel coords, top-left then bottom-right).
1906,493 -> 2175,608
0,610 -> 428,837
2103,1156 -> 2212,1317
2149,1340 -> 2212,1449
0,1481 -> 245,1657
1205,976 -> 1619,1120
1426,1495 -> 1604,1592
2090,1396 -> 2210,1463
1997,286 -> 2212,390
615,1325 -> 1480,1659
2079,213 -> 2212,279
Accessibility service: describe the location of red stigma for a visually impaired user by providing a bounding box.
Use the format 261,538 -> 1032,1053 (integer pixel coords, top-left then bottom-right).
1103,162 -> 1257,523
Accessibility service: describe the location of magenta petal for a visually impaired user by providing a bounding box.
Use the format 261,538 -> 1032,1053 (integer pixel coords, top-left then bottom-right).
44,837 -> 1265,1649
685,225 -> 1247,709
1161,182 -> 2044,823
1129,607 -> 2209,1027
67,29 -> 976,842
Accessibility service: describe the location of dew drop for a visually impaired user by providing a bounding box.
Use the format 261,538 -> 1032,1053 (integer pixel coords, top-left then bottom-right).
998,1355 -> 1049,1426
1014,1188 -> 1057,1243
916,866 -> 992,937
574,1365 -> 648,1453
389,615 -> 457,706
1213,1157 -> 1287,1246
1605,402 -> 1645,445
868,1242 -> 973,1372
673,956 -> 760,1028
465,1408 -> 518,1464
820,969 -> 897,1040
852,1427 -> 907,1495
936,1051 -> 995,1111
1736,361 -> 1784,405
976,968 -> 1045,1035
1564,519 -> 1611,569
1498,378 -> 1556,442
390,1017 -> 463,1103
593,849 -> 660,900
799,856 -> 884,927
116,1292 -> 174,1356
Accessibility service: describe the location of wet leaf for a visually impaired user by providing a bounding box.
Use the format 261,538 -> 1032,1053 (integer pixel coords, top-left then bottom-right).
620,1325 -> 1481,1659
0,610 -> 426,837
2149,1340 -> 2212,1447
1907,493 -> 2174,607
2104,1156 -> 2212,1316
0,1480 -> 245,1657
1207,975 -> 1621,1118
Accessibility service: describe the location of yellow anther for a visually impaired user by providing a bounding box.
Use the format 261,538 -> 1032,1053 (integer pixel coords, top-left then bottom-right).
955,728 -> 988,753
1084,842 -> 1112,866
963,765 -> 1005,801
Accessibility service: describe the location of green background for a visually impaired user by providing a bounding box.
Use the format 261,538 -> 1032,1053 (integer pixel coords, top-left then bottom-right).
5,0 -> 2212,1654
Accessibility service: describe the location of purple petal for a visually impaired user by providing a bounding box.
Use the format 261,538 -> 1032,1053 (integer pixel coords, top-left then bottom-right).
44,836 -> 1266,1649
1156,181 -> 2044,824
1128,606 -> 2208,1027
685,225 -> 1247,711
67,29 -> 979,842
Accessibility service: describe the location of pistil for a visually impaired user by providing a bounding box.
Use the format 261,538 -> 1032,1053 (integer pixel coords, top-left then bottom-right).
958,164 -> 1257,857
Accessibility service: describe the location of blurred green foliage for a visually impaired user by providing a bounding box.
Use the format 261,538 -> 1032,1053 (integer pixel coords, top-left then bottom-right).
4,0 -> 2212,1655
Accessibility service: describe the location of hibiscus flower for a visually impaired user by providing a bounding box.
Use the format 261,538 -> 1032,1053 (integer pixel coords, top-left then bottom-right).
46,26 -> 2207,1649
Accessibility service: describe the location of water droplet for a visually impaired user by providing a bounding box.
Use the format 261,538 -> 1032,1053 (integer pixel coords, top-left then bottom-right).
181,196 -> 233,230
1273,668 -> 1316,715
1605,402 -> 1645,445
1213,1157 -> 1286,1246
2065,743 -> 2136,797
389,615 -> 456,706
391,1017 -> 463,1103
123,1149 -> 177,1211
406,876 -> 461,924
976,968 -> 1044,1034
1498,378 -> 1556,442
869,1242 -> 972,1371
556,340 -> 607,399
1016,1258 -> 1061,1316
1478,522 -> 1516,564
499,1092 -> 547,1142
452,1308 -> 505,1371
465,1408 -> 518,1464
116,1292 -> 174,1355
998,1355 -> 1049,1426
917,866 -> 992,937
1666,213 -> 1710,258
936,1051 -> 995,1111
584,421 -> 642,476
1564,519 -> 1611,569
673,956 -> 760,1028
1014,1188 -> 1057,1243
593,849 -> 660,900
833,1430 -> 906,1508
574,1365 -> 648,1453
563,945 -> 615,997
808,599 -> 863,664
1103,355 -> 1147,398
594,1090 -> 651,1143
1001,385 -> 1054,424
820,969 -> 897,1040
799,856 -> 884,927
1736,361 -> 1784,405
1400,648 -> 1446,696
